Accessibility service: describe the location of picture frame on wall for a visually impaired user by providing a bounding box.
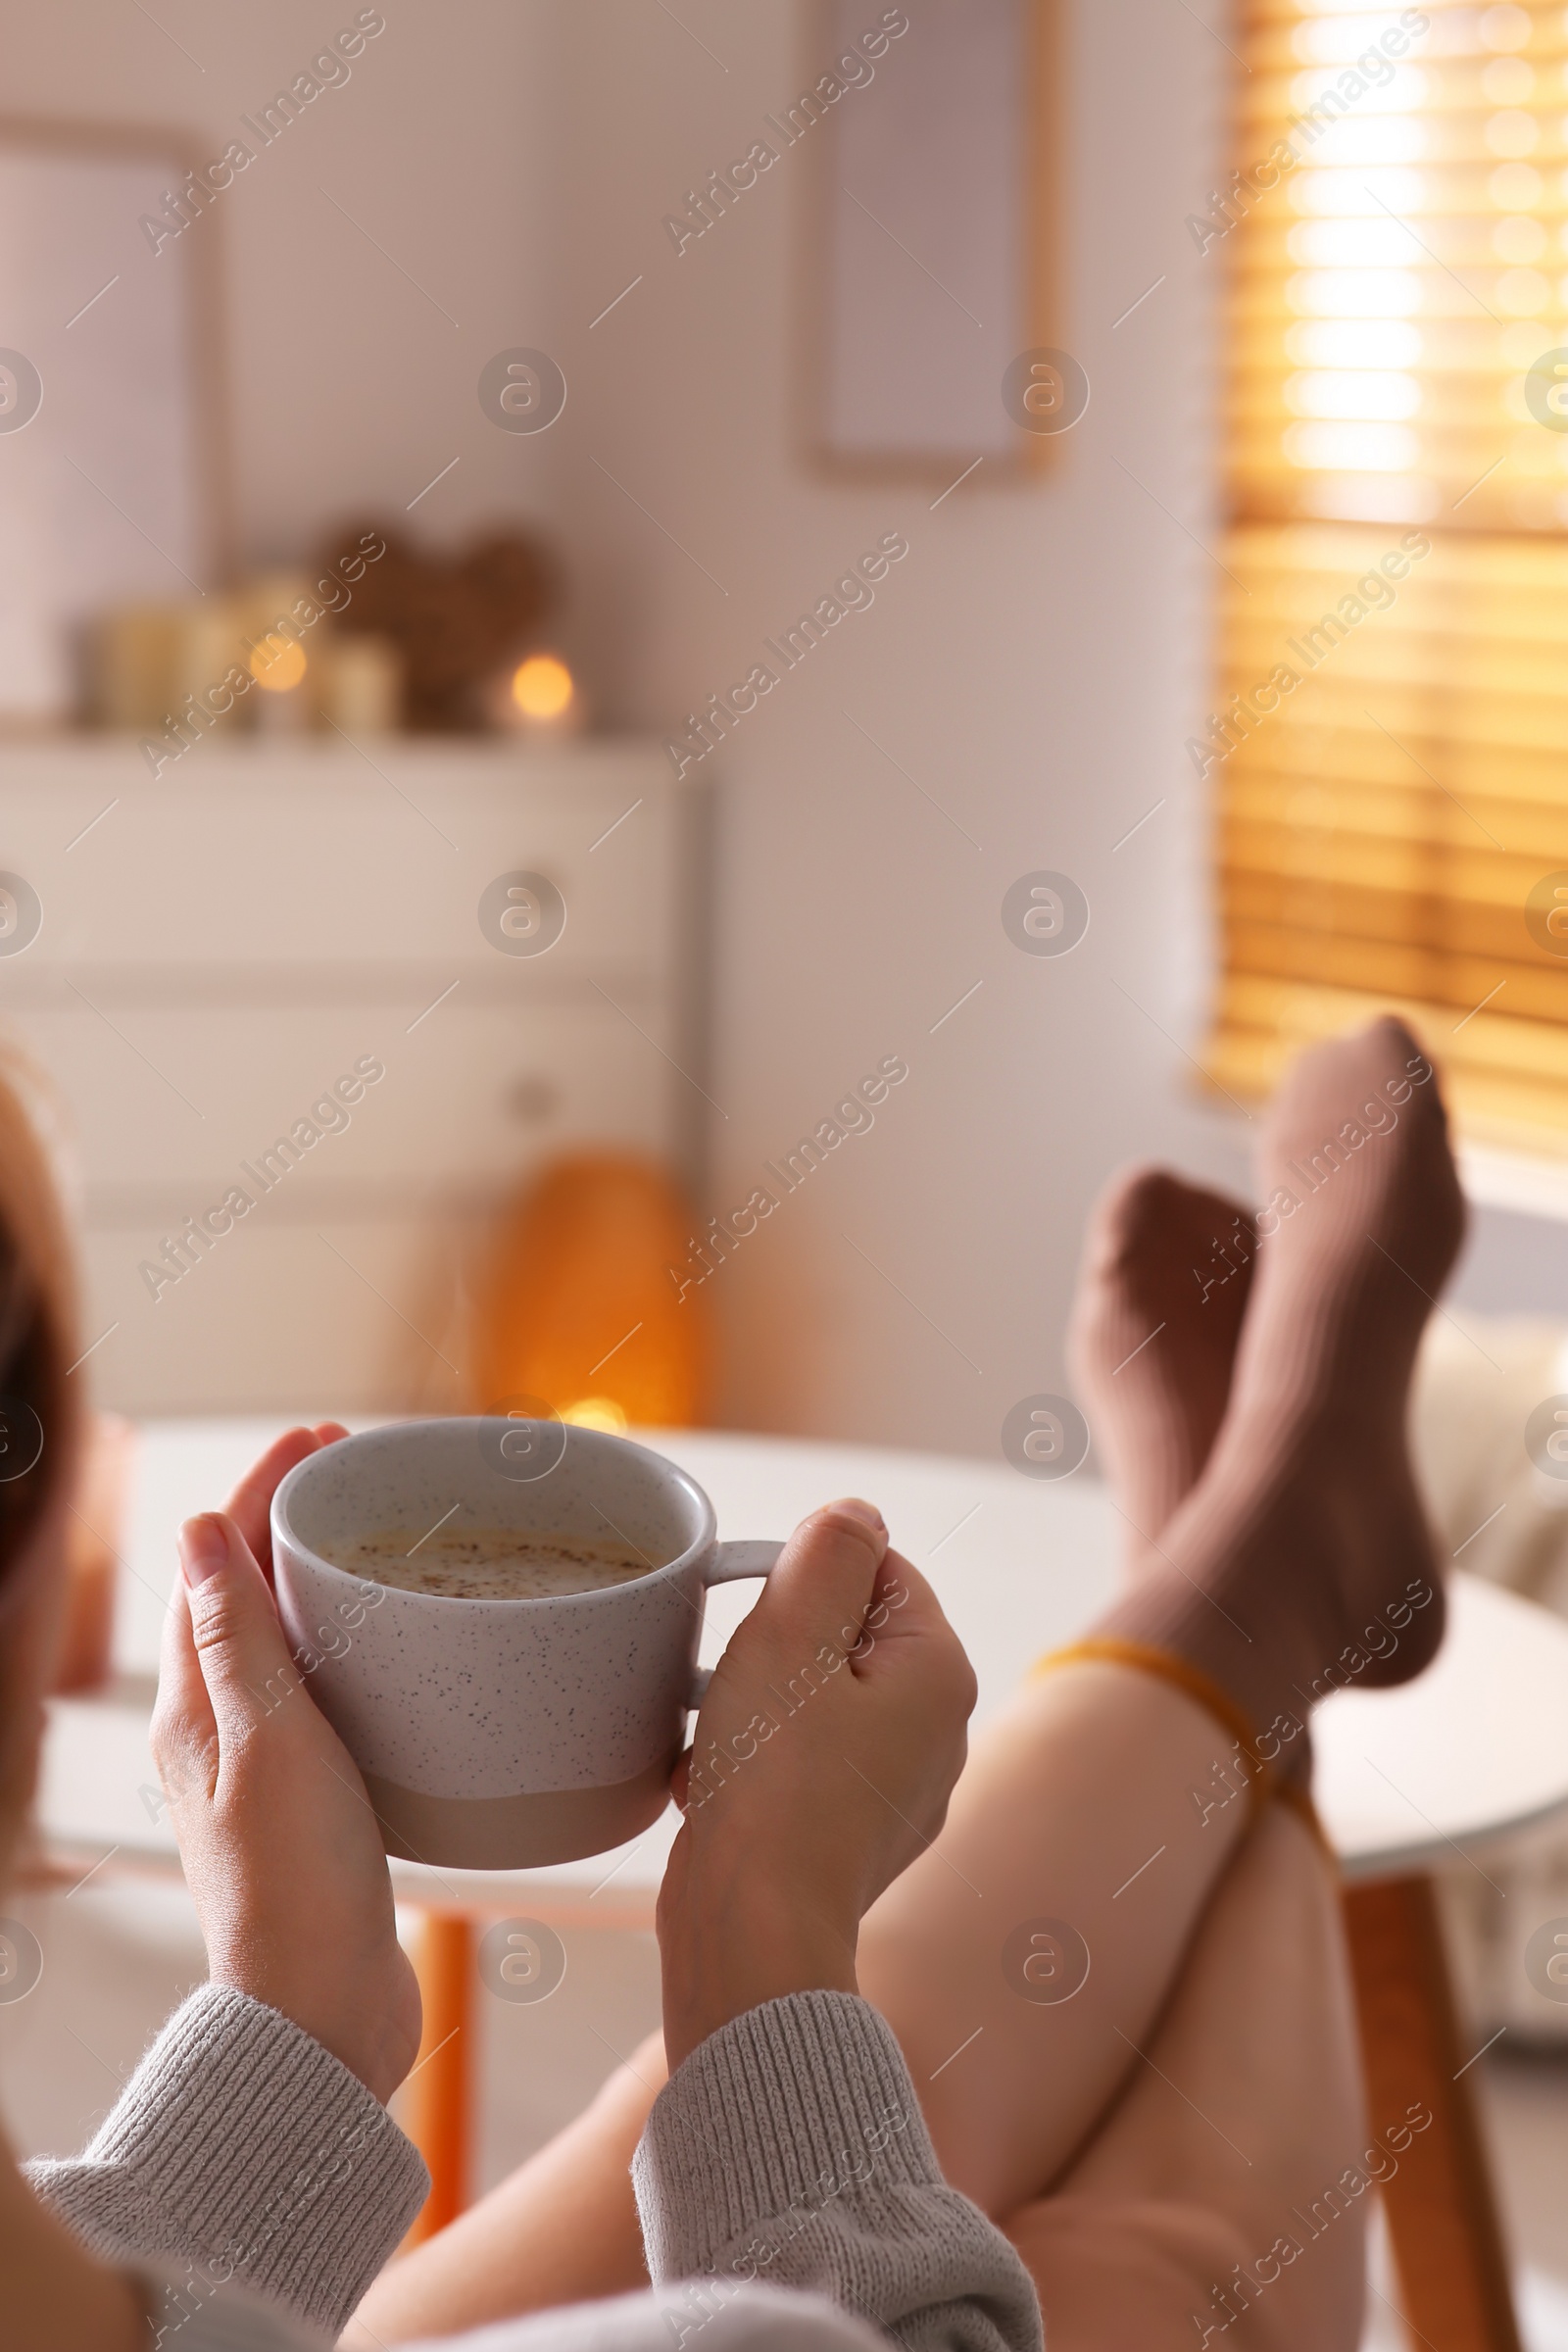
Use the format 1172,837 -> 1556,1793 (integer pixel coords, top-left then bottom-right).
0,118 -> 233,725
805,0 -> 1061,479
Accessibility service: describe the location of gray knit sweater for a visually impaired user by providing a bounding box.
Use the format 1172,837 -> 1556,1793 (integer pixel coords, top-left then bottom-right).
28,1984 -> 1042,2352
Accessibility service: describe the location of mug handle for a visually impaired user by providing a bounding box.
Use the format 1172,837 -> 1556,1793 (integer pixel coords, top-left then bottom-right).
688,1541 -> 784,1709
707,1540 -> 783,1586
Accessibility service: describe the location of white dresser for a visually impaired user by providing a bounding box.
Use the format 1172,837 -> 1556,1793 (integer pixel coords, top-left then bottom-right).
0,739 -> 700,1415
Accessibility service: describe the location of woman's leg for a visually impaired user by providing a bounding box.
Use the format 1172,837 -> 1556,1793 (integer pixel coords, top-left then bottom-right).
848,1171 -> 1264,2207
1007,1799 -> 1368,2352
345,2032 -> 666,2345
860,1018 -> 1461,2217
857,1656 -> 1261,2212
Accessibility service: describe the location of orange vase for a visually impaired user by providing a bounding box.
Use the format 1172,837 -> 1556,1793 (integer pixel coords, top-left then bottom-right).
468,1154 -> 710,1429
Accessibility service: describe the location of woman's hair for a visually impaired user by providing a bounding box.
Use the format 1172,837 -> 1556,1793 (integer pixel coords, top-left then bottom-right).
0,1050 -> 81,1885
0,1052 -> 80,1601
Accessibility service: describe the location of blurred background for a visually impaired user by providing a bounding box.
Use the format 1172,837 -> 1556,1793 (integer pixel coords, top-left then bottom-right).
5,0 -> 1568,1456
14,2 -> 1568,2345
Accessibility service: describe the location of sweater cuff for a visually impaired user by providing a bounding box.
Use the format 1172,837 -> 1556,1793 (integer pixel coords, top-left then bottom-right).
29,1983 -> 428,2338
129,2259 -> 331,2349
634,1990 -> 940,2281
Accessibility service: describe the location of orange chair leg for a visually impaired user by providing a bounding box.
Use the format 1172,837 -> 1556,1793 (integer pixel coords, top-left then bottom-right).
1342,1875 -> 1521,2352
400,1911 -> 475,2247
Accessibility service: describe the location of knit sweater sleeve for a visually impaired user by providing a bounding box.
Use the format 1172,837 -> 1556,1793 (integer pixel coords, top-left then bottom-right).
127,2271 -> 896,2352
27,1982 -> 428,2339
42,1987 -> 1039,2352
632,1991 -> 1043,2352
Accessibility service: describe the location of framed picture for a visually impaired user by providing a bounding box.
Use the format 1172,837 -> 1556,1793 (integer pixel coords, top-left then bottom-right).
805,0 -> 1059,479
0,119 -> 232,723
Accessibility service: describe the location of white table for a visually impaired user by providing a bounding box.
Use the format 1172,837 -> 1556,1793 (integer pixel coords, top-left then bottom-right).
36,1419 -> 1568,2352
41,1419 -> 1568,1901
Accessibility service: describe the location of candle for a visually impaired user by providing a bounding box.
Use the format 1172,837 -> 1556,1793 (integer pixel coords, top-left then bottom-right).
496,651 -> 584,736
249,631 -> 309,731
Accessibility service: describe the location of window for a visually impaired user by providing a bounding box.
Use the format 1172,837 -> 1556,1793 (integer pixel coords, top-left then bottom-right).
1204,0 -> 1568,1151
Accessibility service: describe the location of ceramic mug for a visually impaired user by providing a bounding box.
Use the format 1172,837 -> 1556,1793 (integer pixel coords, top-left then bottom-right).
270,1418 -> 782,1869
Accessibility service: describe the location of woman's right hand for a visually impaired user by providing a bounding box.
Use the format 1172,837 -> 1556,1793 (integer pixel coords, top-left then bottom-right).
658,1499 -> 976,2070
149,1426 -> 421,2105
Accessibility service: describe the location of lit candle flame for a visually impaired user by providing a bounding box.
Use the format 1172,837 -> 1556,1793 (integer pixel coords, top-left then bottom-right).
511,654 -> 574,720
250,634 -> 308,693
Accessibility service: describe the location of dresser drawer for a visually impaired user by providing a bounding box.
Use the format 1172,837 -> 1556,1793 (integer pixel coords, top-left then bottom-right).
4,997 -> 677,1203
0,741 -> 679,974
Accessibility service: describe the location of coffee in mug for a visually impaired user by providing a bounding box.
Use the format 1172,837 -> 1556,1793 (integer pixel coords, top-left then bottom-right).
271,1418 -> 782,1870
316,1527 -> 658,1601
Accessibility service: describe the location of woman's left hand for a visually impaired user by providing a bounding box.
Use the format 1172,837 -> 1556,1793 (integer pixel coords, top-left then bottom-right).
149,1425 -> 421,2105
658,1500 -> 976,2070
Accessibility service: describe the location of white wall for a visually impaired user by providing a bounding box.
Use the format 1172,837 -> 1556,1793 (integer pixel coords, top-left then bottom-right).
517,0 -> 1568,1443
13,0 -> 1548,1456
4,1 -> 562,559
529,0 -> 1248,1451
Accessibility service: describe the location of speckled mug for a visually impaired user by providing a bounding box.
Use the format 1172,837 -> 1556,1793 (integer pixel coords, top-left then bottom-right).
271,1419 -> 781,1869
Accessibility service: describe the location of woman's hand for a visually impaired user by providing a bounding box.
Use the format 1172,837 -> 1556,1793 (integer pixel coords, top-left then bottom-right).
658,1498 -> 976,2070
149,1426 -> 420,2104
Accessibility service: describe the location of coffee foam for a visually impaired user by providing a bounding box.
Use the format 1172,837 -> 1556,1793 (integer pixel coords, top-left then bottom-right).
319,1526 -> 658,1600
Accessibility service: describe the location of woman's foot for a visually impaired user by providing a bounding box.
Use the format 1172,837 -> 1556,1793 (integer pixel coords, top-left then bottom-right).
1068,1167 -> 1255,1559
1095,1019 -> 1466,1747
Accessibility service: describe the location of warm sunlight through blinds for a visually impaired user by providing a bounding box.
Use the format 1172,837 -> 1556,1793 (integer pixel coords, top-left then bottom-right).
1205,0 -> 1568,1151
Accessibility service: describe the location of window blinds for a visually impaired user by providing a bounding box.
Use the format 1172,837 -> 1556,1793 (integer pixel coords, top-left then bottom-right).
1205,0 -> 1568,1151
